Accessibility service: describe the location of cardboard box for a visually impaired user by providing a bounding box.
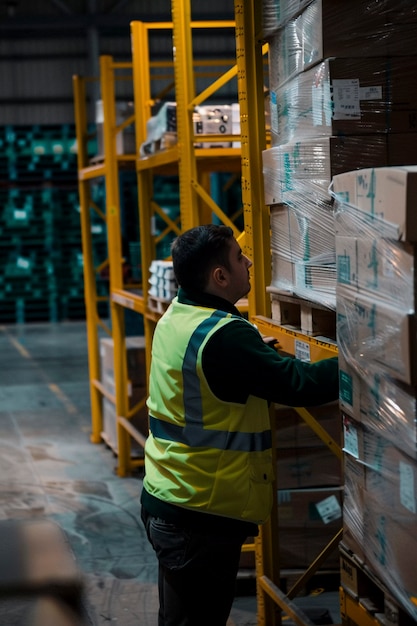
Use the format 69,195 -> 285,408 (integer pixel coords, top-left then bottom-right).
270,205 -> 337,304
271,57 -> 417,145
279,528 -> 341,570
342,452 -> 367,562
271,252 -> 295,293
337,284 -> 417,385
332,166 -> 417,242
262,133 -> 417,206
335,235 -> 415,310
337,317 -> 363,418
262,0 -> 311,39
277,486 -> 343,527
102,392 -> 148,454
339,352 -> 417,459
96,100 -> 135,156
275,402 -> 341,450
100,335 -> 147,388
363,492 -> 417,621
270,203 -> 334,264
276,446 -> 343,489
269,0 -> 417,88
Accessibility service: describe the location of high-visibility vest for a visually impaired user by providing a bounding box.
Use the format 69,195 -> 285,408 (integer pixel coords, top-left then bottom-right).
144,298 -> 274,525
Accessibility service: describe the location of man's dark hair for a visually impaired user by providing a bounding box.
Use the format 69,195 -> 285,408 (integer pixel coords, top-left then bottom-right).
171,224 -> 234,292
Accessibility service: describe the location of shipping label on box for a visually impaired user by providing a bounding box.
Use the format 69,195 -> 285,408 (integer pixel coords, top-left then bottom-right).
272,56 -> 417,145
277,486 -> 343,527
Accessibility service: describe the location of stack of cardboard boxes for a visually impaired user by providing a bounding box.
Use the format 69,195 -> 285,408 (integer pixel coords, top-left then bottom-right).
275,403 -> 343,571
100,335 -> 148,456
262,0 -> 417,308
333,166 -> 417,621
261,0 -> 417,598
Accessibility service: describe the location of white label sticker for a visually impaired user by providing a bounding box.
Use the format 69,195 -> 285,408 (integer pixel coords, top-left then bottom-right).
295,339 -> 310,362
271,91 -> 278,134
400,461 -> 416,513
332,79 -> 360,120
343,419 -> 359,459
359,85 -> 382,101
316,495 -> 342,524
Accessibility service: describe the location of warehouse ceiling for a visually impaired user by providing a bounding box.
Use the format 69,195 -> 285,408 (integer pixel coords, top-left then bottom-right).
0,0 -> 235,37
0,0 -> 237,123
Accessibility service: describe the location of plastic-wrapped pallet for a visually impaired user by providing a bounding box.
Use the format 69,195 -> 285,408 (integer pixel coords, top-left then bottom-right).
148,260 -> 178,314
140,102 -> 240,156
332,166 -> 417,621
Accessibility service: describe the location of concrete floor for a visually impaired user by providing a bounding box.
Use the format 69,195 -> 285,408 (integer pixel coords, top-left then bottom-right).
0,321 -> 340,626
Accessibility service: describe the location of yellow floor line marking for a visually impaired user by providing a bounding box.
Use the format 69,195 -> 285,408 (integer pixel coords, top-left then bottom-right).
48,383 -> 78,415
1,326 -> 79,416
1,327 -> 31,359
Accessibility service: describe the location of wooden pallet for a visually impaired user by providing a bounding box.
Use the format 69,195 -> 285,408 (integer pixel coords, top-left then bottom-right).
267,288 -> 336,340
340,545 -> 417,626
147,295 -> 173,315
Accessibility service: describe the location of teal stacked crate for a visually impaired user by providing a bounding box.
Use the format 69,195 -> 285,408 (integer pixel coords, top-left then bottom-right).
0,190 -> 57,323
0,123 -> 98,324
55,182 -> 109,321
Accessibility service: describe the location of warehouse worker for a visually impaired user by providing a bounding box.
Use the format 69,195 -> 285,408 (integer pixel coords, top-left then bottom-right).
140,224 -> 339,626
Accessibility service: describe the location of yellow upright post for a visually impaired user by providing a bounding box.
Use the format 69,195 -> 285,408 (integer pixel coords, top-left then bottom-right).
100,55 -> 130,475
72,75 -> 103,444
234,0 -> 271,321
130,21 -> 158,372
171,0 -> 200,231
234,2 -> 279,625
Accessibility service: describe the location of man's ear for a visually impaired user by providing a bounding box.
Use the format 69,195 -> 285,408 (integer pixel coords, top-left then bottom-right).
212,266 -> 227,287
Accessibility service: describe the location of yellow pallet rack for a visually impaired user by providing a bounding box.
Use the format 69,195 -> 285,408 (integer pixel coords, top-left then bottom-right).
74,12 -> 246,477
73,57 -> 144,476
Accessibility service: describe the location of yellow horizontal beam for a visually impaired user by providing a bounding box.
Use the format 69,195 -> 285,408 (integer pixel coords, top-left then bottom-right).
141,20 -> 235,31
111,289 -> 145,314
340,587 -> 381,626
136,146 -> 180,172
253,316 -> 338,361
78,163 -> 106,180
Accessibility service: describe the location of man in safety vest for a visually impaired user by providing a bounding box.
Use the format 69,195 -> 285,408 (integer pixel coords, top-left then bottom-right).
141,224 -> 339,626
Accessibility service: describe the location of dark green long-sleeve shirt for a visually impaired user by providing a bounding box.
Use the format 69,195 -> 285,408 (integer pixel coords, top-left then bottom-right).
179,287 -> 339,408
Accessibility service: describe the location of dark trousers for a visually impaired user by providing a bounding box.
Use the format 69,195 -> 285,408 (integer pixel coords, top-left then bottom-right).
141,506 -> 248,626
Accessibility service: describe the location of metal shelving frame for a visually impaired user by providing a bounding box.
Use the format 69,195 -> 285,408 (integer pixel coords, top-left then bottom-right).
74,12 -> 246,477
73,56 -> 147,476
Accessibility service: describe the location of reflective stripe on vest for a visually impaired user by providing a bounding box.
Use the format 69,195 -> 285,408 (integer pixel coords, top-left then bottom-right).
149,309 -> 272,452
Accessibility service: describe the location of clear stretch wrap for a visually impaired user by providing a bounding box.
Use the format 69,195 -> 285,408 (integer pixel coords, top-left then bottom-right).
269,57 -> 417,147
263,0 -> 417,81
343,418 -> 417,622
263,136 -> 402,309
332,167 -> 417,386
332,166 -> 417,619
270,204 -> 336,308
